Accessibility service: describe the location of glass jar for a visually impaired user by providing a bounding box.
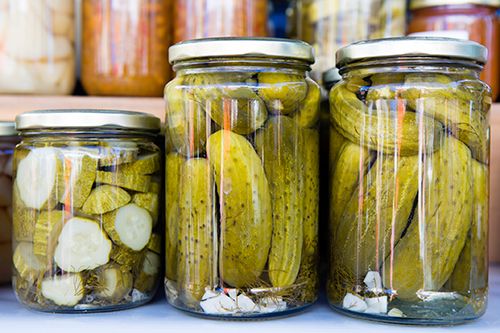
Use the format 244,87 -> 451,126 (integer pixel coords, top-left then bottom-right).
408,0 -> 500,101
0,122 -> 17,284
81,0 -> 171,97
328,37 -> 490,324
12,110 -> 162,312
0,0 -> 76,94
290,0 -> 406,83
173,0 -> 268,43
164,38 -> 320,318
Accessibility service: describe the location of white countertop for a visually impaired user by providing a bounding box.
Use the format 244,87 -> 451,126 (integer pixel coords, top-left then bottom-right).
1,266 -> 499,333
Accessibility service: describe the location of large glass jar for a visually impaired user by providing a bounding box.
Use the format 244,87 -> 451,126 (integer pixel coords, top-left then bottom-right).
173,0 -> 268,43
0,0 -> 76,94
328,37 -> 490,324
0,122 -> 17,284
81,0 -> 171,97
408,0 -> 500,101
290,0 -> 406,83
12,110 -> 162,312
164,38 -> 320,319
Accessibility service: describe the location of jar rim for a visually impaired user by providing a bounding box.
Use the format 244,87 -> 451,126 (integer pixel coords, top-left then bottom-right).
169,37 -> 315,65
410,0 -> 500,10
0,121 -> 16,136
16,109 -> 161,132
336,37 -> 487,68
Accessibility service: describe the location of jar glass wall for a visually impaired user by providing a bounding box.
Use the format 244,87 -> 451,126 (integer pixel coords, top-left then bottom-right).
328,38 -> 490,324
164,38 -> 320,318
12,110 -> 162,312
0,0 -> 76,94
81,0 -> 171,97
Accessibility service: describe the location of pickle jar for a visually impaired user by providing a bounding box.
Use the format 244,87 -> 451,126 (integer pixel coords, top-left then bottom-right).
0,0 -> 76,94
408,0 -> 500,101
328,37 -> 490,324
81,0 -> 171,97
0,122 -> 17,284
164,38 -> 320,319
12,110 -> 162,312
290,0 -> 407,83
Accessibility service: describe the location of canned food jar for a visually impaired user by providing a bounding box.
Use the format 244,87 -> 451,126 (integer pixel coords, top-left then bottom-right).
408,0 -> 500,101
0,0 -> 76,94
0,122 -> 17,284
12,110 -> 162,312
81,0 -> 171,97
164,38 -> 320,318
173,0 -> 268,43
290,0 -> 406,83
328,37 -> 490,324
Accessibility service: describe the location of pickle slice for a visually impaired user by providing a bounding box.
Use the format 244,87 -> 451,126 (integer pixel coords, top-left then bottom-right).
110,246 -> 144,272
98,143 -> 139,167
33,210 -> 65,258
41,273 -> 84,307
132,192 -> 159,224
134,250 -> 160,293
59,153 -> 97,208
81,185 -> 131,215
119,153 -> 161,175
13,242 -> 44,282
93,263 -> 133,302
96,170 -> 151,193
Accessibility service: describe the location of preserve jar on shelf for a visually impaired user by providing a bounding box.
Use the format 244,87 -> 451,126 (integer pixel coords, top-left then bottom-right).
290,0 -> 406,83
12,110 -> 162,312
328,37 -> 490,324
0,0 -> 76,94
81,0 -> 171,97
0,122 -> 17,284
408,0 -> 500,101
164,38 -> 320,318
173,0 -> 268,43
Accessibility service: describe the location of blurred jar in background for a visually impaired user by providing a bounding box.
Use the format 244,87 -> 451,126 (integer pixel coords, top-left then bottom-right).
289,0 -> 406,83
81,0 -> 171,97
0,0 -> 76,94
173,0 -> 268,43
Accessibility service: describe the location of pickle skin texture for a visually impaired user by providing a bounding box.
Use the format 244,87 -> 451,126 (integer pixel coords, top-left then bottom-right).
147,233 -> 162,254
293,78 -> 321,128
98,144 -> 139,167
255,116 -> 303,287
177,158 -> 215,305
135,251 -> 160,293
258,72 -> 308,115
13,242 -> 44,283
110,246 -> 144,272
382,136 -> 472,301
33,210 -> 65,258
94,263 -> 133,302
81,185 -> 131,215
59,154 -> 97,208
96,170 -> 151,193
132,192 -> 159,223
119,153 -> 161,175
165,153 -> 185,281
330,85 -> 443,156
207,130 -> 272,288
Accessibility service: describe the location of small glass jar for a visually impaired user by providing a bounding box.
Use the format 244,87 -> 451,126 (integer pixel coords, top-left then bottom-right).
0,122 -> 17,284
12,110 -> 162,313
0,0 -> 76,94
408,0 -> 500,101
328,37 -> 490,324
81,0 -> 171,97
173,0 -> 268,43
290,0 -> 407,83
164,38 -> 320,319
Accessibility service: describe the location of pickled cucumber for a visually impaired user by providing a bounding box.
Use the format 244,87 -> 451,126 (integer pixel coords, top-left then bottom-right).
13,242 -> 44,283
382,136 -> 472,300
120,153 -> 161,175
135,251 -> 161,293
81,185 -> 131,215
110,246 -> 144,272
258,72 -> 308,115
207,130 -> 272,287
33,210 -> 65,258
41,274 -> 85,307
59,154 -> 97,208
96,170 -> 151,193
93,263 -> 133,302
98,143 -> 139,167
177,158 -> 215,305
132,192 -> 159,224
293,78 -> 321,128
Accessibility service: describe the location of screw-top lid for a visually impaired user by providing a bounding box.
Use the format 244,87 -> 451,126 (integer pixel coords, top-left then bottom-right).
169,37 -> 315,64
336,37 -> 487,68
411,0 -> 500,9
16,110 -> 161,132
0,121 -> 16,136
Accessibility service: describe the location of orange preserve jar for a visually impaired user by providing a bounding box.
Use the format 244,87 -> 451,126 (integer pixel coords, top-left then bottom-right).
408,0 -> 500,100
82,0 -> 172,97
173,0 -> 268,43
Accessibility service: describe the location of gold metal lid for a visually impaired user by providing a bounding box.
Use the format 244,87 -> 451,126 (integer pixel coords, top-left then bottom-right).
411,0 -> 500,9
16,110 -> 161,132
336,37 -> 487,68
169,37 -> 315,64
0,121 -> 16,136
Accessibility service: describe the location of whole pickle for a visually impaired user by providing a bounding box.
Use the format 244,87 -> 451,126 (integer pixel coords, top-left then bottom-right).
255,116 -> 303,288
187,73 -> 268,135
177,158 -> 215,306
330,85 -> 442,156
366,73 -> 406,101
382,136 -> 472,301
207,130 -> 272,288
328,126 -> 347,177
257,72 -> 308,115
292,78 -> 321,128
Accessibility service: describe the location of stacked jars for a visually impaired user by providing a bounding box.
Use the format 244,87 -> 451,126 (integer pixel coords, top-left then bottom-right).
164,38 -> 320,318
12,110 -> 162,312
328,37 -> 490,324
